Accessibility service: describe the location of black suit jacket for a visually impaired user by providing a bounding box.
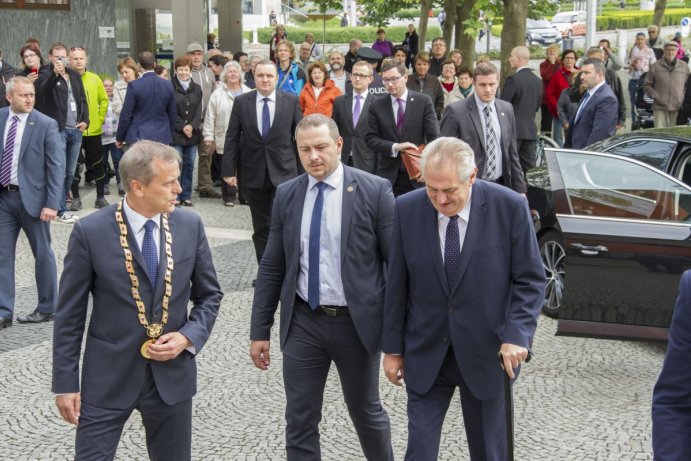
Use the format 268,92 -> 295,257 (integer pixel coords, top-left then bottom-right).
222,90 -> 303,189
332,91 -> 377,173
440,96 -> 526,194
499,67 -> 543,140
365,91 -> 439,186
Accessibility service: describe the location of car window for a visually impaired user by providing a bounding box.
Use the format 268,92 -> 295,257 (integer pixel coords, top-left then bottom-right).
678,154 -> 691,187
528,19 -> 552,28
602,139 -> 675,171
552,14 -> 570,23
555,151 -> 691,222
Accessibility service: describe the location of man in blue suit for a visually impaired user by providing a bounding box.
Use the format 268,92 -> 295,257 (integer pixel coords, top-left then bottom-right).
652,270 -> 691,461
0,76 -> 64,328
382,137 -> 544,460
565,58 -> 618,149
250,114 -> 395,460
52,141 -> 222,460
116,51 -> 176,148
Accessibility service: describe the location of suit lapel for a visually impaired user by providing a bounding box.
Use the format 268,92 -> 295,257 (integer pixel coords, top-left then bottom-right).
356,94 -> 373,132
268,91 -> 282,141
247,90 -> 262,140
494,101 -> 511,159
423,196 -> 449,297
468,97 -> 486,153
340,167 -> 357,262
450,181 -> 487,294
18,112 -> 36,162
343,93 -> 355,131
0,111 -> 7,158
290,175 -> 309,264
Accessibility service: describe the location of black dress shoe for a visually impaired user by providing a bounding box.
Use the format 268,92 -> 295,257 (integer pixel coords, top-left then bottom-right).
252,279 -> 256,287
16,310 -> 54,323
0,318 -> 11,330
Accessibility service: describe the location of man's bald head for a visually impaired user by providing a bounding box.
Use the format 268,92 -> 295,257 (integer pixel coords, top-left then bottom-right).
509,46 -> 530,69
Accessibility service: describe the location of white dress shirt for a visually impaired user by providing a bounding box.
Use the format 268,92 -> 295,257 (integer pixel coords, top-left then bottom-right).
297,163 -> 347,306
352,88 -> 369,114
474,93 -> 504,179
438,188 -> 472,261
3,110 -> 30,186
123,196 -> 161,263
256,90 -> 277,137
390,90 -> 408,157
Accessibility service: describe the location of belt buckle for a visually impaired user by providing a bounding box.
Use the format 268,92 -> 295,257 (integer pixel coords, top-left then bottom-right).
320,306 -> 338,317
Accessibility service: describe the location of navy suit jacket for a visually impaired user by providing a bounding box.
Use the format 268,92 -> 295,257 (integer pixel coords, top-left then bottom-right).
652,270 -> 691,461
440,96 -> 526,194
0,108 -> 63,217
250,166 -> 395,355
565,83 -> 618,149
382,181 -> 544,399
365,91 -> 439,186
52,205 -> 223,409
116,72 -> 177,145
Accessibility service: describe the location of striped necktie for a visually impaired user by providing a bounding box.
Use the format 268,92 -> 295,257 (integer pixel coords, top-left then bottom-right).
0,116 -> 20,186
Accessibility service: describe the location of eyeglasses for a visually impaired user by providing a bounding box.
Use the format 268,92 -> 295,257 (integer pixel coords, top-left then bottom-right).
351,73 -> 372,79
382,76 -> 402,84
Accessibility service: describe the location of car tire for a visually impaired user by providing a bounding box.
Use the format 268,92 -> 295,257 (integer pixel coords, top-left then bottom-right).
539,230 -> 565,318
567,30 -> 573,39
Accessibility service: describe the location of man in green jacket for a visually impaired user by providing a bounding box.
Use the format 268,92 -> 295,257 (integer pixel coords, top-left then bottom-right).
69,46 -> 109,210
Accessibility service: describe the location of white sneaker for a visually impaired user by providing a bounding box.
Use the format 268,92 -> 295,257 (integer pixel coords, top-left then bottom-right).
57,211 -> 79,224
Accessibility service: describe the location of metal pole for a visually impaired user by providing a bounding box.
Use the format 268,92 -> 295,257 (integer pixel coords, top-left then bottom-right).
486,20 -> 491,54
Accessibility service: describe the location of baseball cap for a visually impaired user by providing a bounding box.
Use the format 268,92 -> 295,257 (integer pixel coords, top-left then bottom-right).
664,40 -> 679,48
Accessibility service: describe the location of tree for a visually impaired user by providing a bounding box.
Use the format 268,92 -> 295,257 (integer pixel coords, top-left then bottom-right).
499,0 -> 529,87
653,0 -> 667,29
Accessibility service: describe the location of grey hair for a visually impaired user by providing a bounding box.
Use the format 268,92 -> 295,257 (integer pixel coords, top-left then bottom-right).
419,137 -> 477,183
119,141 -> 181,193
295,113 -> 340,142
5,76 -> 32,95
222,60 -> 244,84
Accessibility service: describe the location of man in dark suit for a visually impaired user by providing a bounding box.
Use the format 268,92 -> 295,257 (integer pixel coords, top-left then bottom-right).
0,76 -> 63,329
366,59 -> 439,196
52,141 -> 222,460
250,114 -> 395,461
222,60 -> 302,266
116,51 -> 176,148
500,46 -> 543,175
332,61 -> 377,173
441,62 -> 526,194
653,270 -> 691,461
565,58 -> 618,149
382,137 -> 544,460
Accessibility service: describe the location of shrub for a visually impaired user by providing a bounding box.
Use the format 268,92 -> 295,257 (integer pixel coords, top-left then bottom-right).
257,25 -> 443,44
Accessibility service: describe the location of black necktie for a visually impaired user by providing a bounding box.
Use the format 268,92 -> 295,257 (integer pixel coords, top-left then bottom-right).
308,182 -> 327,309
445,215 -> 460,289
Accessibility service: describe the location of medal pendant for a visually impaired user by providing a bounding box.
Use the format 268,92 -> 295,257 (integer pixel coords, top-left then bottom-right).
141,339 -> 155,359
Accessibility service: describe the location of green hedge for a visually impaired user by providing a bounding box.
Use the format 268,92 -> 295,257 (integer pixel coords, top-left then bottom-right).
257,25 -> 443,44
594,8 -> 691,30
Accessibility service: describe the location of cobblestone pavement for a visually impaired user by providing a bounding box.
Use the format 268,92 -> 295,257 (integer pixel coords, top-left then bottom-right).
0,183 -> 666,460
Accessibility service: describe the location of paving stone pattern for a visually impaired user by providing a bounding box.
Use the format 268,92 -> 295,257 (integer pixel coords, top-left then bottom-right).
0,184 -> 665,460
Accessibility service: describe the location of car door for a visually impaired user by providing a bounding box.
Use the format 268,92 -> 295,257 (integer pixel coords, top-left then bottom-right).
545,148 -> 691,339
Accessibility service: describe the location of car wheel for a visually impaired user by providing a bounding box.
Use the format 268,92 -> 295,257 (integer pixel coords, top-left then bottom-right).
539,230 -> 565,318
567,30 -> 573,39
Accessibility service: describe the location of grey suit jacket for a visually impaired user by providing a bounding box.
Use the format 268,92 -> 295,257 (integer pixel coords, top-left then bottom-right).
332,91 -> 377,173
222,89 -> 303,189
52,205 -> 223,409
0,108 -> 63,217
366,91 -> 440,186
440,96 -> 527,194
250,166 -> 395,355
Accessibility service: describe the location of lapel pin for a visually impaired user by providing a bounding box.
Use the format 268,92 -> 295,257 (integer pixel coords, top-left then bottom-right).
501,112 -> 505,117
347,186 -> 354,192
29,121 -> 34,126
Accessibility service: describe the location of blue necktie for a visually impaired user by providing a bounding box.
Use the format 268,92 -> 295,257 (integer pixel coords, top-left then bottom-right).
575,91 -> 591,123
261,97 -> 270,142
142,220 -> 158,288
308,182 -> 327,310
0,116 -> 19,186
445,215 -> 460,289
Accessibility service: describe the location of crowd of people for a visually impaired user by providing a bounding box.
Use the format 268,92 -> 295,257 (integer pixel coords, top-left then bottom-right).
0,21 -> 690,461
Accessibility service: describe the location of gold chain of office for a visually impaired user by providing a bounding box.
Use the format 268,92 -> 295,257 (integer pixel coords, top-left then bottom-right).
115,199 -> 174,358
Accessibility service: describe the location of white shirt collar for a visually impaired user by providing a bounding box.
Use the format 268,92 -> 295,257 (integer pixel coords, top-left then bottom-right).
123,196 -> 160,233
390,89 -> 408,104
8,109 -> 30,123
353,89 -> 368,101
256,89 -> 277,103
587,81 -> 606,96
474,92 -> 494,111
307,162 -> 344,191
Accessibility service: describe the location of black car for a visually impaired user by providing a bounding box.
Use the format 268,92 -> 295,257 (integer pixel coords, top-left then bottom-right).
528,127 -> 691,339
525,19 -> 563,46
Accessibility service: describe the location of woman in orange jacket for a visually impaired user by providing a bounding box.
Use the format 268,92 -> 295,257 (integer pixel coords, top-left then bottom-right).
299,60 -> 342,117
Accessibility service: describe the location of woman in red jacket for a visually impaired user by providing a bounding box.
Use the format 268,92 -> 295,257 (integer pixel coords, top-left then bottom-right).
544,49 -> 578,147
539,44 -> 561,133
299,61 -> 342,117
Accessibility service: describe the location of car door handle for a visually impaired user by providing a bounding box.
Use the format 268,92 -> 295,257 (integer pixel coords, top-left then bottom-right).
570,243 -> 609,256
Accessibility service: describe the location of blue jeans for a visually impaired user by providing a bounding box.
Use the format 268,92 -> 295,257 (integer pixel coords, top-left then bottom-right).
628,78 -> 639,123
102,142 -> 123,184
59,127 -> 83,214
174,144 -> 197,201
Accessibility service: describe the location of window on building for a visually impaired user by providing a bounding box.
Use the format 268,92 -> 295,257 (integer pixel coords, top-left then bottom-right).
0,0 -> 70,10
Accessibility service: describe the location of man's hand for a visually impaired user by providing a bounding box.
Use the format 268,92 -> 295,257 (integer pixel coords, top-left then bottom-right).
223,176 -> 237,187
393,142 -> 418,154
75,122 -> 87,132
56,393 -> 81,426
250,340 -> 271,370
40,207 -> 58,222
205,140 -> 215,149
147,332 -> 192,361
183,124 -> 193,138
54,59 -> 66,76
115,141 -> 124,149
499,343 -> 529,379
383,354 -> 404,386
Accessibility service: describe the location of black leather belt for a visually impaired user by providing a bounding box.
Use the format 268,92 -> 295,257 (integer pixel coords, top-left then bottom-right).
295,296 -> 349,317
0,184 -> 19,192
